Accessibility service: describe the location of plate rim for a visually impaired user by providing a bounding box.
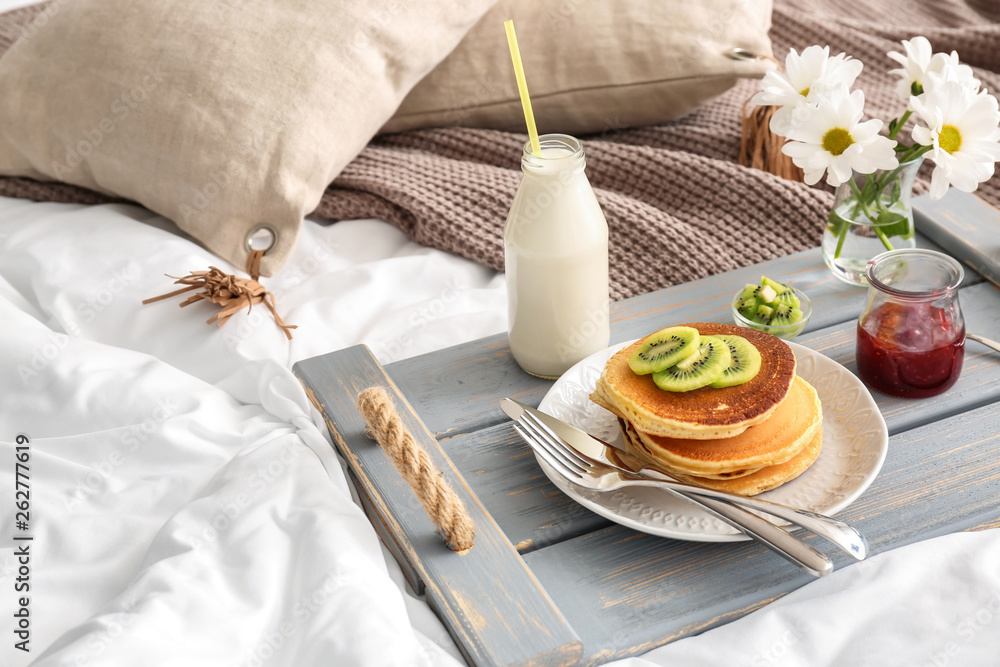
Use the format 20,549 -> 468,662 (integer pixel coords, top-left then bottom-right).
536,338 -> 889,542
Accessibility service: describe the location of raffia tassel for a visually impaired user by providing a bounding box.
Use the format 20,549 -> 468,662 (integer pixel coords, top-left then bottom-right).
739,100 -> 805,183
142,249 -> 297,339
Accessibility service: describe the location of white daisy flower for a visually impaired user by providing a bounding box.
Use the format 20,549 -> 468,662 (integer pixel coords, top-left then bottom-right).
926,51 -> 980,93
751,45 -> 863,135
888,36 -> 980,102
888,36 -> 933,100
781,87 -> 899,187
911,78 -> 1000,199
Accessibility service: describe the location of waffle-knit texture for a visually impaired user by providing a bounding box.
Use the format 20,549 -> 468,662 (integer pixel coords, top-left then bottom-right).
2,1 -> 998,299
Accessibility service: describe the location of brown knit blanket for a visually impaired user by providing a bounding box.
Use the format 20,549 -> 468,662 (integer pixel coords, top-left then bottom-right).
2,0 -> 999,299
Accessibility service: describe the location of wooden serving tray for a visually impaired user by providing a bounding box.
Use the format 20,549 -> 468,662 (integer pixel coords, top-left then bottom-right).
292,192 -> 1000,666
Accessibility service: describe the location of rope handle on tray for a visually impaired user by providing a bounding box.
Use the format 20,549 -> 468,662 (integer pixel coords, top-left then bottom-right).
357,387 -> 475,554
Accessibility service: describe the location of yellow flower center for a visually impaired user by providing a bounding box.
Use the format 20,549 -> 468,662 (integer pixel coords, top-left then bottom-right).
800,86 -> 811,97
939,124 -> 962,154
822,127 -> 854,156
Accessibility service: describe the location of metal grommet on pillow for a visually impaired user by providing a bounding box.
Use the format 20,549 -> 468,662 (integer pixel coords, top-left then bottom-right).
726,48 -> 759,61
245,224 -> 277,253
726,48 -> 779,66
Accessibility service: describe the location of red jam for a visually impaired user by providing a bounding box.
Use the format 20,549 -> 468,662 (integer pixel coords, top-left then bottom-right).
856,301 -> 964,398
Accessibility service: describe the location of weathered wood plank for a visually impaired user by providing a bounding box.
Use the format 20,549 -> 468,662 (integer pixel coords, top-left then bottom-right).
292,346 -> 582,667
385,332 -> 534,440
387,250 -> 839,440
296,190 -> 1000,666
440,423 -> 611,554
412,281 -> 1000,598
968,516 -> 1000,532
430,281 -> 1000,564
350,469 -> 424,594
522,400 -> 1000,665
387,231 -> 970,441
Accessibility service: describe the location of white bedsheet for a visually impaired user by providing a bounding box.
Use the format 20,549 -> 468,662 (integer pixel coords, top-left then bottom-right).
0,196 -> 506,666
1,0 -> 1000,654
2,195 -> 999,667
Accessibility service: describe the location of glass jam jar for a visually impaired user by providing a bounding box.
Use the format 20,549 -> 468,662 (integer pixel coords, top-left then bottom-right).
856,249 -> 965,398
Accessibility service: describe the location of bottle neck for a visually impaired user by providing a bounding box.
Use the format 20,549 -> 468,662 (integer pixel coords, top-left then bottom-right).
521,134 -> 586,176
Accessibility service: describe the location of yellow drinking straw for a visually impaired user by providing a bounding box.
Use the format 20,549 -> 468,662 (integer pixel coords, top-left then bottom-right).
504,19 -> 542,157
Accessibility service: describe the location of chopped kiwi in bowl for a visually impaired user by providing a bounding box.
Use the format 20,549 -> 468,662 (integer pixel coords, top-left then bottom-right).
731,276 -> 812,340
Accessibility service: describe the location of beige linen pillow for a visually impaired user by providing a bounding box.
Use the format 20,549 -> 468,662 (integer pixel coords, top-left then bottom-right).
383,0 -> 774,136
0,0 -> 495,275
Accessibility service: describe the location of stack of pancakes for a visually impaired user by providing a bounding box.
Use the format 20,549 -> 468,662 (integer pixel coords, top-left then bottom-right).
590,322 -> 823,496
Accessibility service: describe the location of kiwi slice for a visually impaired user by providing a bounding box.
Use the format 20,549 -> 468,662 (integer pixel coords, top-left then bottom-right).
753,304 -> 775,325
739,284 -> 762,301
772,281 -> 801,307
767,303 -> 804,327
760,276 -> 789,296
753,302 -> 803,326
742,276 -> 801,312
652,335 -> 731,392
709,334 -> 762,388
628,326 -> 700,375
736,297 -> 759,319
774,290 -> 801,308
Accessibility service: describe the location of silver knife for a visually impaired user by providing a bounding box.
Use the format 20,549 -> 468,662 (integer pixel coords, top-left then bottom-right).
501,398 -> 862,569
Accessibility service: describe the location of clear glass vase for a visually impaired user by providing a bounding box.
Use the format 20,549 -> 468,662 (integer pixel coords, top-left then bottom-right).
822,158 -> 921,286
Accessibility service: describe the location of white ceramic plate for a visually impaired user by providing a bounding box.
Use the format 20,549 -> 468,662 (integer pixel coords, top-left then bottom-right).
536,340 -> 888,542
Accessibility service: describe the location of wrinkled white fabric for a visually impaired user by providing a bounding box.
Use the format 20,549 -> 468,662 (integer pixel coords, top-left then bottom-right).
0,195 -> 503,666
624,529 -> 1000,666
2,193 -> 999,667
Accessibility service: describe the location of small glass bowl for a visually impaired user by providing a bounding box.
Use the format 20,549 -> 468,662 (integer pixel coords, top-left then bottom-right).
731,286 -> 812,340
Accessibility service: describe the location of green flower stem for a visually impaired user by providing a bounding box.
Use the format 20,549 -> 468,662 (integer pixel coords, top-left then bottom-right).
874,224 -> 896,251
847,178 -> 876,220
905,144 -> 933,163
833,212 -> 850,259
829,142 -> 932,261
847,177 -> 898,252
831,178 -> 876,260
829,180 -> 869,260
887,110 -> 912,141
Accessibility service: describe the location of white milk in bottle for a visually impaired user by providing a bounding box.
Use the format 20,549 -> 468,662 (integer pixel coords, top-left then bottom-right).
504,134 -> 610,378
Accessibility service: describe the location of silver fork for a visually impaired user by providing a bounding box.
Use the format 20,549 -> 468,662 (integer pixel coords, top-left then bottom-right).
517,409 -> 867,561
510,420 -> 835,577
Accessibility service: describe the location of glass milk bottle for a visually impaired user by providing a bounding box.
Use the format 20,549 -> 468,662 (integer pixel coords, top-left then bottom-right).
504,134 -> 610,378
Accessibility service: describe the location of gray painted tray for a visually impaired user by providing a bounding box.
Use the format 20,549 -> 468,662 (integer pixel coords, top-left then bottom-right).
293,191 -> 1000,666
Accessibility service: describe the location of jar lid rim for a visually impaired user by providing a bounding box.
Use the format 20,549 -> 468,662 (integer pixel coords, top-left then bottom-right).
865,249 -> 965,298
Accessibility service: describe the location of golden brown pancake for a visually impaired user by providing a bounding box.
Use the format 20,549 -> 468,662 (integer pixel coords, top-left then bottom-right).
633,375 -> 822,476
591,323 -> 796,439
614,417 -> 765,479
617,421 -> 825,496
683,466 -> 766,480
